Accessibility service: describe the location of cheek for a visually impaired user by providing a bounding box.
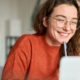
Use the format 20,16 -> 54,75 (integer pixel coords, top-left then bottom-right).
46,25 -> 57,39
47,22 -> 57,30
47,24 -> 58,36
69,31 -> 76,40
47,25 -> 55,34
46,20 -> 58,35
71,30 -> 76,36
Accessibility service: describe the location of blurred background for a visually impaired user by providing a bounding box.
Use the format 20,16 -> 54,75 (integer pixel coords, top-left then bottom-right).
0,0 -> 80,79
0,0 -> 46,79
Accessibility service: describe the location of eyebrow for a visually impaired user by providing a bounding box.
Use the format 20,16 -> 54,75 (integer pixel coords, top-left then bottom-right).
55,15 -> 78,20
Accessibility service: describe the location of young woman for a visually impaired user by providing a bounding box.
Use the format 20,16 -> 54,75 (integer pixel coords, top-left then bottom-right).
1,0 -> 80,80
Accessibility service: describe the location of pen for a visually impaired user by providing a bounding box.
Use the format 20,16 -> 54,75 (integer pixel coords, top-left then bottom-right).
64,41 -> 67,57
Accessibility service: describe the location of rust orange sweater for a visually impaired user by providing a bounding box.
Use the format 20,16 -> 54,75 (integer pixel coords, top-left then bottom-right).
1,34 -> 61,80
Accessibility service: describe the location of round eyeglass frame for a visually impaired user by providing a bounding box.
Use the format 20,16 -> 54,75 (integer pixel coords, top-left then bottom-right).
49,16 -> 80,31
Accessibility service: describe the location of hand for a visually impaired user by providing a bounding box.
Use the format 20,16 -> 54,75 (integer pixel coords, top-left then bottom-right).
56,68 -> 60,77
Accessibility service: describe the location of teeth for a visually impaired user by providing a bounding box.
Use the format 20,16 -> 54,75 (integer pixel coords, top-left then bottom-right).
60,33 -> 68,36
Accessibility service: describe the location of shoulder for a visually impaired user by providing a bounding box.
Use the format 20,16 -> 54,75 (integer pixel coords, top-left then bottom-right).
16,34 -> 38,44
8,34 -> 37,57
18,34 -> 38,41
17,34 -> 35,41
12,34 -> 38,50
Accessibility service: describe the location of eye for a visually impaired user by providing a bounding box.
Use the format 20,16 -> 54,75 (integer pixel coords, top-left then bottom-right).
57,18 -> 65,22
71,21 -> 77,24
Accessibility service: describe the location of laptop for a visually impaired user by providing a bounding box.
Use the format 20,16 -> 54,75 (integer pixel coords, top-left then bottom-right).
59,56 -> 80,80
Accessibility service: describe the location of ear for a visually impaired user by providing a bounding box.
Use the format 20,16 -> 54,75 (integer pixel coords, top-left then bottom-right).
43,16 -> 48,27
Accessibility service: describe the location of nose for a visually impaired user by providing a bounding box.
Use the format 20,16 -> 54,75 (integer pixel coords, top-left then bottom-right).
63,21 -> 71,31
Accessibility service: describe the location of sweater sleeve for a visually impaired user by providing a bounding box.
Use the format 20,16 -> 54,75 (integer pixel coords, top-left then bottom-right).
1,35 -> 32,80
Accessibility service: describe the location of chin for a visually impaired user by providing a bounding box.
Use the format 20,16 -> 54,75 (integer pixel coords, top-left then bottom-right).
58,40 -> 69,44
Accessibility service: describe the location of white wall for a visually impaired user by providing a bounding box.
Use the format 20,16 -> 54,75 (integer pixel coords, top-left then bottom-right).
0,20 -> 6,66
0,0 -> 19,66
17,0 -> 46,34
0,0 -> 18,20
17,0 -> 37,34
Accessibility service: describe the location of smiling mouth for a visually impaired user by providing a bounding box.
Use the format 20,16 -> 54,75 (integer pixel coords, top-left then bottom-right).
58,32 -> 70,37
60,33 -> 69,36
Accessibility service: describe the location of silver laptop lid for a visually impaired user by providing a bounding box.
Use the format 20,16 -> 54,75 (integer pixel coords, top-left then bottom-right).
59,56 -> 80,80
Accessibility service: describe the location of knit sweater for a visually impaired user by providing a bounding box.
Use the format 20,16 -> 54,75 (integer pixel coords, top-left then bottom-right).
1,34 -> 61,80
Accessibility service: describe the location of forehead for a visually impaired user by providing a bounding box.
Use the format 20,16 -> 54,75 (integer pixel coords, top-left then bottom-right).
51,4 -> 78,19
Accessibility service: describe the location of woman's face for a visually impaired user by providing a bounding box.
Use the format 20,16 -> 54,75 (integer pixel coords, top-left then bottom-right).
43,4 -> 78,46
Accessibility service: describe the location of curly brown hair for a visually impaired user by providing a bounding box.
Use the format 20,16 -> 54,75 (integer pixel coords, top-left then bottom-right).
33,0 -> 80,59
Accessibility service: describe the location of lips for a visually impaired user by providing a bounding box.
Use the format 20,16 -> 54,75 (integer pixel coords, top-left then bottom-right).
58,31 -> 70,37
59,33 -> 69,36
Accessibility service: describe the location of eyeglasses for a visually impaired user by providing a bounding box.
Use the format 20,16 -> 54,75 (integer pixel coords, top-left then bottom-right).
50,16 -> 80,30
